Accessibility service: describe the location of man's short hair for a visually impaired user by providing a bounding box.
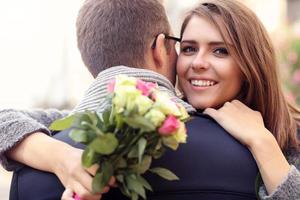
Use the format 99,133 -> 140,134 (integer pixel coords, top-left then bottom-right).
76,0 -> 171,77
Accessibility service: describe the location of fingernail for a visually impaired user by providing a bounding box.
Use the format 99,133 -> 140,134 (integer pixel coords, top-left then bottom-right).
73,193 -> 81,200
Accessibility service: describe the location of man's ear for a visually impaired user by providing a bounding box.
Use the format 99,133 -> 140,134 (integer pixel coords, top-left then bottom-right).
152,33 -> 168,69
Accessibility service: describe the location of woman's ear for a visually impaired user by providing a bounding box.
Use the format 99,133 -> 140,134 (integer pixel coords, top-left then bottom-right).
152,33 -> 168,69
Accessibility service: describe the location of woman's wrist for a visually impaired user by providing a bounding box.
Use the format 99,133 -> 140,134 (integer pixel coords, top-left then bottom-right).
51,143 -> 82,177
248,129 -> 290,194
248,128 -> 275,153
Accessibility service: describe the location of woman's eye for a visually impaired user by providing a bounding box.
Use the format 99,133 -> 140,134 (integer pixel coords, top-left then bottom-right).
181,46 -> 197,53
213,48 -> 228,56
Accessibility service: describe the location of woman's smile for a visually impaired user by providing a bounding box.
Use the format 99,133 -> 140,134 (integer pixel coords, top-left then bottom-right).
177,16 -> 243,109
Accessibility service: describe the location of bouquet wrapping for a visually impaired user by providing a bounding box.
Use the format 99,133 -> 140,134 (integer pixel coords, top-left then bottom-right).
50,75 -> 190,200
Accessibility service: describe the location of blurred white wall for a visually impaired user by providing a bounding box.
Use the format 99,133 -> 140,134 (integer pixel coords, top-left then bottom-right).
164,0 -> 286,36
0,0 -> 92,109
0,0 -> 286,109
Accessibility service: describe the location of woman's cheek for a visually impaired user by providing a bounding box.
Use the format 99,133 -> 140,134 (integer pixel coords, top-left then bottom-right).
176,57 -> 188,77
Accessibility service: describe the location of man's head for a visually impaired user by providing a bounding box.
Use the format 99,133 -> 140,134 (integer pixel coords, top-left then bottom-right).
76,0 -> 177,84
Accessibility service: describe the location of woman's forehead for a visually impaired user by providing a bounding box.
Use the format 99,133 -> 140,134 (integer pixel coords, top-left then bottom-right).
182,15 -> 233,45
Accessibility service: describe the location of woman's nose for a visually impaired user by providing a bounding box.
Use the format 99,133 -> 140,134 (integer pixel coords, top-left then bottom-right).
191,53 -> 210,70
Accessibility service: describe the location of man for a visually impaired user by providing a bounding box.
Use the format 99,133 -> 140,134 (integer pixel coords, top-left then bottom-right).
2,0 -> 258,199
2,0 -> 191,199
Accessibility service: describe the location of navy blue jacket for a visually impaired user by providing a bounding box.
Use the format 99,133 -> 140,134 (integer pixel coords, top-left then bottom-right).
9,113 -> 258,200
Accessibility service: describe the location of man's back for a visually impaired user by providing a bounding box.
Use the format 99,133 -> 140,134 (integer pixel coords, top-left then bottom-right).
146,113 -> 258,199
10,113 -> 258,200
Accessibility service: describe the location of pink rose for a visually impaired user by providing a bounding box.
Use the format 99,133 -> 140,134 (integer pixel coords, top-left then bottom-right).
107,79 -> 116,93
136,80 -> 156,96
158,115 -> 180,135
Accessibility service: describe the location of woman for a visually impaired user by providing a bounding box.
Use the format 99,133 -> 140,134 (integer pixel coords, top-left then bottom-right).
177,0 -> 300,199
3,0 -> 299,199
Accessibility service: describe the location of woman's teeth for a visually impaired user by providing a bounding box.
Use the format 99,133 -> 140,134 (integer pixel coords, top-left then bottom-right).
191,80 -> 216,87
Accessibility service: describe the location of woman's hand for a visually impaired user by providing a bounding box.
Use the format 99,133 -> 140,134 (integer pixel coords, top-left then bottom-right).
203,99 -> 271,148
54,146 -> 115,200
204,100 -> 291,195
61,188 -> 75,200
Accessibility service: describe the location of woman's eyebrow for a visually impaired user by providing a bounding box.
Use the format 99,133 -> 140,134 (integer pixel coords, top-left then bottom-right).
181,40 -> 233,47
208,41 -> 233,47
209,41 -> 225,45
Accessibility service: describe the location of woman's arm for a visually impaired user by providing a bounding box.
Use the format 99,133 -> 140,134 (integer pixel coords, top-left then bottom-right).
0,109 -> 110,199
0,108 -> 68,170
203,100 -> 298,198
257,147 -> 300,200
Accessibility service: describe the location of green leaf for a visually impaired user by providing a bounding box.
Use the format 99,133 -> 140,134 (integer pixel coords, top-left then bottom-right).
92,173 -> 105,193
101,161 -> 114,185
75,113 -> 93,129
81,147 -> 96,168
119,182 -> 131,197
95,113 -> 104,129
126,175 -> 146,199
131,155 -> 152,174
89,133 -> 119,155
150,167 -> 179,181
116,174 -> 124,183
131,192 -> 138,200
152,147 -> 165,159
69,129 -> 88,143
128,145 -> 139,158
136,175 -> 152,191
115,114 -> 124,130
155,139 -> 162,150
49,115 -> 75,131
92,161 -> 114,193
162,136 -> 179,150
86,112 -> 98,126
85,130 -> 97,143
101,108 -> 111,125
109,105 -> 115,125
138,138 -> 147,163
124,116 -> 155,132
115,157 -> 127,169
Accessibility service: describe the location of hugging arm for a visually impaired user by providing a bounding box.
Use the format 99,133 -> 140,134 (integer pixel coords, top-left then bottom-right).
0,109 -> 107,199
258,150 -> 300,200
204,100 -> 300,200
0,108 -> 68,171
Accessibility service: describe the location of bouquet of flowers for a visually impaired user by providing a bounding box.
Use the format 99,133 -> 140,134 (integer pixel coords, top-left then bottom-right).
50,75 -> 190,200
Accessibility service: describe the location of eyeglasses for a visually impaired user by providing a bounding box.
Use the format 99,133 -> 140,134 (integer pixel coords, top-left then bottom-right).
151,34 -> 181,49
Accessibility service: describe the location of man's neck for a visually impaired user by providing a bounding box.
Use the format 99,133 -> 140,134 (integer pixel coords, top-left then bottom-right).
73,65 -> 195,114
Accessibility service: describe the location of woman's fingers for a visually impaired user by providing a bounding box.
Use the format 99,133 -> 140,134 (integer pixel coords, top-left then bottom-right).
57,147 -> 114,199
82,164 -> 114,193
85,164 -> 99,176
72,182 -> 102,200
203,107 -> 220,120
61,188 -> 74,200
204,100 -> 268,147
73,167 -> 94,193
109,176 -> 117,187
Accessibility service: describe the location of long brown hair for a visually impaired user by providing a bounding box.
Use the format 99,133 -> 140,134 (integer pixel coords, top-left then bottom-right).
180,0 -> 300,151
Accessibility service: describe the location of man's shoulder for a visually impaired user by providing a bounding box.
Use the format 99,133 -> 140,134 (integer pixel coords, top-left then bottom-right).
186,112 -> 220,128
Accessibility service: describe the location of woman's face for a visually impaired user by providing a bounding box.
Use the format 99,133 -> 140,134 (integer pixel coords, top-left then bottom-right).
177,16 -> 243,109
